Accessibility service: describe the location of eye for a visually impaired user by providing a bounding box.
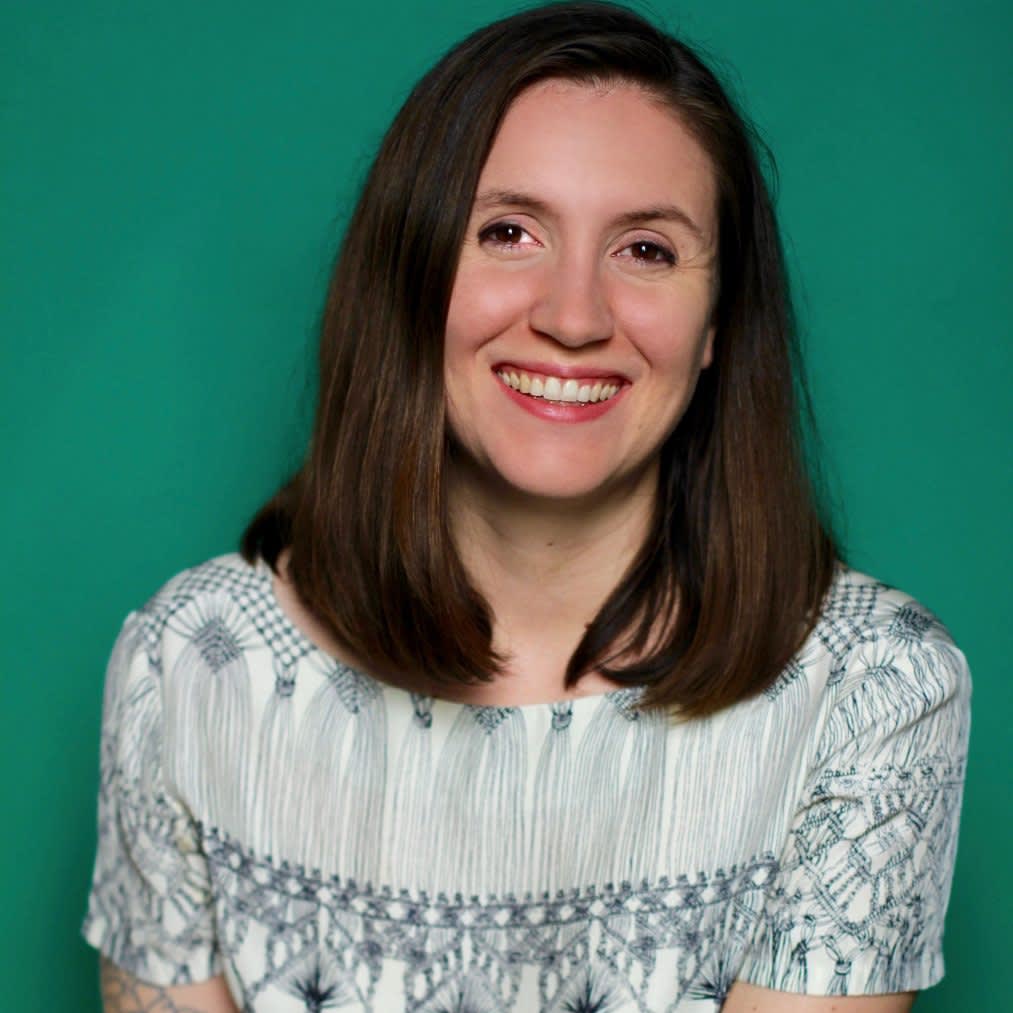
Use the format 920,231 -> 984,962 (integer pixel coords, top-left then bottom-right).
478,221 -> 534,248
616,239 -> 678,267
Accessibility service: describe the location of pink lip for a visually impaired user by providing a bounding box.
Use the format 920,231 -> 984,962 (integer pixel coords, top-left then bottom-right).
492,360 -> 628,382
493,371 -> 627,424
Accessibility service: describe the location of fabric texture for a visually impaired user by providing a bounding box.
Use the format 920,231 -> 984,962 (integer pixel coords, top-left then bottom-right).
82,553 -> 970,1011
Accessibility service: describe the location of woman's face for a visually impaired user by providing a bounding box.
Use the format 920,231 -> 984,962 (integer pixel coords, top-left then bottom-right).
444,78 -> 718,505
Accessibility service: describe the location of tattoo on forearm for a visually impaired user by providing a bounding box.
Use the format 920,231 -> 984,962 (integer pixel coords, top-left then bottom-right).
100,958 -> 208,1013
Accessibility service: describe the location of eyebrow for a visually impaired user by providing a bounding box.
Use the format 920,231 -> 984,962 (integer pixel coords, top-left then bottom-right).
472,187 -> 707,243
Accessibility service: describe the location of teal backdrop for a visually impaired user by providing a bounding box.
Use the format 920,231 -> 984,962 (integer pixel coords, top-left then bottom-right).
2,1 -> 1009,1009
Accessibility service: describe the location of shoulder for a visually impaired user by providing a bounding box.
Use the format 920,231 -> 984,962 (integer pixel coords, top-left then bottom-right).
138,551 -> 264,616
818,563 -> 956,648
100,552 -> 291,758
815,563 -> 968,681
808,563 -> 971,775
116,552 -> 279,676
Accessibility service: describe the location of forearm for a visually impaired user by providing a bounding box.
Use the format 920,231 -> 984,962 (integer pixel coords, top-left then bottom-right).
723,981 -> 916,1012
100,958 -> 239,1013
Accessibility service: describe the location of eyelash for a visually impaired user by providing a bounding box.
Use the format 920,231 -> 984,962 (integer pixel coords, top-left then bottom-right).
621,239 -> 677,266
477,222 -> 678,266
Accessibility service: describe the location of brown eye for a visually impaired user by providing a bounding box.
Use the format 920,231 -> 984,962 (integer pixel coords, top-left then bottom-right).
626,240 -> 677,265
480,222 -> 529,246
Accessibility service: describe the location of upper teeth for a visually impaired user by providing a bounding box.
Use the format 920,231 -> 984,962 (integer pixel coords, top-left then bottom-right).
495,369 -> 621,404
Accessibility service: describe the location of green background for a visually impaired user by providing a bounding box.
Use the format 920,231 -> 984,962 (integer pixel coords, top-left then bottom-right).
2,1 -> 1009,1009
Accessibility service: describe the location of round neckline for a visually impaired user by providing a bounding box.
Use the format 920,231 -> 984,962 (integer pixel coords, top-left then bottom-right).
251,553 -> 641,713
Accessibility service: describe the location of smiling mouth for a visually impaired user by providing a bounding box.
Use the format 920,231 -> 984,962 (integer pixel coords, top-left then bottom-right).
495,368 -> 623,404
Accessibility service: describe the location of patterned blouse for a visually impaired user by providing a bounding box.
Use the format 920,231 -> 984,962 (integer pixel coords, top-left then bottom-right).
82,552 -> 970,1011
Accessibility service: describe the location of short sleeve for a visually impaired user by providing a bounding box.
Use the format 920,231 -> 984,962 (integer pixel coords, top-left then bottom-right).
81,612 -> 221,985
737,602 -> 971,995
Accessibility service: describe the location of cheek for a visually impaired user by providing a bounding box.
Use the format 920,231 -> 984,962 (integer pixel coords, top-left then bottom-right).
615,289 -> 715,371
445,262 -> 536,355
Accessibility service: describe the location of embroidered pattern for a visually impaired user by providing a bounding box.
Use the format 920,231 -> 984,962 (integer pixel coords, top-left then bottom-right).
81,554 -> 971,1010
199,828 -> 778,1009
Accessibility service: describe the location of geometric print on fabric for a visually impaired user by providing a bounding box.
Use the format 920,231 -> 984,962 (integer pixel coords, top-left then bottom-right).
81,552 -> 971,1010
739,611 -> 969,994
161,557 -> 318,678
201,827 -> 779,1010
814,569 -> 882,684
743,776 -> 964,995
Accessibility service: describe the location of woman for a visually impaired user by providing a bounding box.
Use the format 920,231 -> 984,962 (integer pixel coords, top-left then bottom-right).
82,3 -> 970,1011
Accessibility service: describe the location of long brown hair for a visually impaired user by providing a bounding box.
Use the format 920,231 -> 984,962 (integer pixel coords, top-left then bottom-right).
241,1 -> 837,716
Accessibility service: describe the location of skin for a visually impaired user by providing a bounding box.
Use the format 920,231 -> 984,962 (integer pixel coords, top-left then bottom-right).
441,77 -> 916,1012
98,957 -> 915,1013
99,958 -> 238,1013
440,78 -> 917,1010
721,987 -> 915,1013
98,80 -> 917,1013
444,79 -> 719,508
442,79 -> 718,703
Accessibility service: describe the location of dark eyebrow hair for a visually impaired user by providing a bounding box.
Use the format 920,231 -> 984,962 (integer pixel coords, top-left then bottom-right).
472,188 -> 707,243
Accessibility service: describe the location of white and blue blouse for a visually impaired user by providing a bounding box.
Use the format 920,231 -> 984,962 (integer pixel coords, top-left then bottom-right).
82,553 -> 970,1011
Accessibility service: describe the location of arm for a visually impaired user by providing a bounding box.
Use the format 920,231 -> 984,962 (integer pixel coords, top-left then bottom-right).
729,590 -> 970,1006
100,957 -> 239,1013
83,617 -> 224,1003
723,982 -> 915,1012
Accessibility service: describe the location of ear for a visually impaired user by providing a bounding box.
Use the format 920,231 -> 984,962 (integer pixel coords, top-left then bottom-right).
700,323 -> 716,370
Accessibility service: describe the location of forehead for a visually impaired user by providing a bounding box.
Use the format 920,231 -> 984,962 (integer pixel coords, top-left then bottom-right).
477,79 -> 717,233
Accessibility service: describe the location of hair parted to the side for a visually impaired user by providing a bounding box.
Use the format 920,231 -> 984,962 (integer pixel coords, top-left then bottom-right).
241,0 -> 838,717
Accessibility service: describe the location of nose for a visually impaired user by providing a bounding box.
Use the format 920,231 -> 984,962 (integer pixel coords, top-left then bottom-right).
528,251 -> 614,348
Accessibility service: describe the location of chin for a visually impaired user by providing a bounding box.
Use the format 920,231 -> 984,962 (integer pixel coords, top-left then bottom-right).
483,456 -> 633,506
450,435 -> 652,507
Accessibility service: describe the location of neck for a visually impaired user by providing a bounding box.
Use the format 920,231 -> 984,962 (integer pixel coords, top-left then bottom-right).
448,459 -> 658,680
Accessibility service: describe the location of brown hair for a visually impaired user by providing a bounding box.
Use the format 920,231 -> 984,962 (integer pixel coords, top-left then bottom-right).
241,0 -> 837,716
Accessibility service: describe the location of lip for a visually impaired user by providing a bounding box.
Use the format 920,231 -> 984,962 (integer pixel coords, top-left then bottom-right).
493,369 -> 627,424
491,360 -> 629,382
